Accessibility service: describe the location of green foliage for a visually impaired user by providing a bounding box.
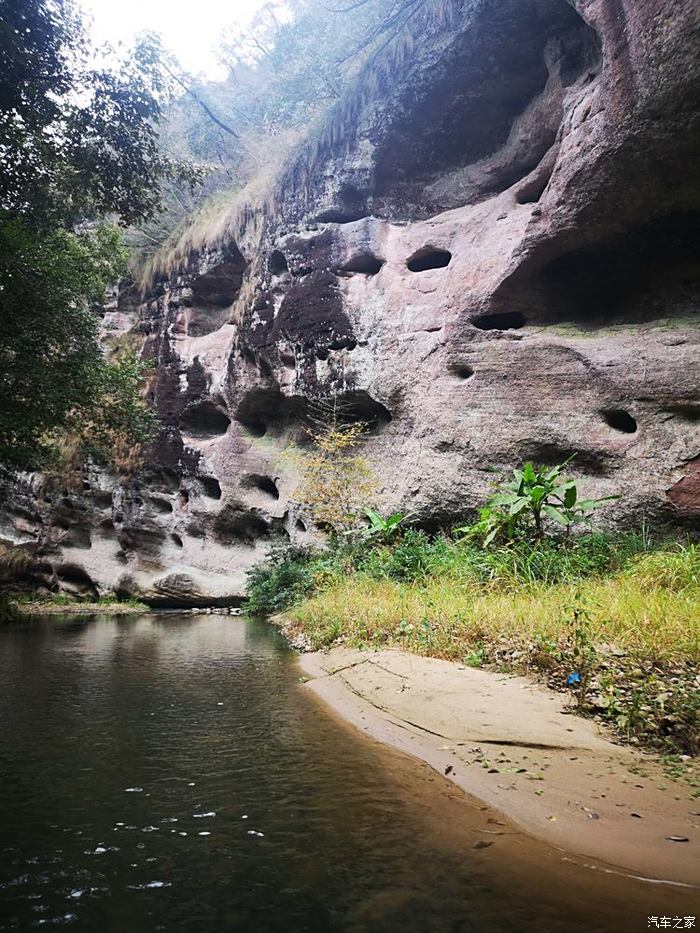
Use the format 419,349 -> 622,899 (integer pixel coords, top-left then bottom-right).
1,0 -> 198,227
0,0 -> 190,469
361,509 -> 413,544
626,543 -> 700,592
461,458 -> 618,545
67,350 -> 158,471
135,0 -> 426,255
245,545 -> 323,616
0,221 -> 157,470
246,530 -> 658,613
292,412 -> 377,540
282,540 -> 699,754
217,0 -> 409,132
0,221 -> 127,467
562,589 -> 598,710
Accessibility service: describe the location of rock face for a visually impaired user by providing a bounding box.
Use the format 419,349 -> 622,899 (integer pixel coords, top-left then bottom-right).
2,0 -> 699,604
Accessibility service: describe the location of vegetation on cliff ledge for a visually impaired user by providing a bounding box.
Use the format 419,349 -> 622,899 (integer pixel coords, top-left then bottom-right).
247,441 -> 700,757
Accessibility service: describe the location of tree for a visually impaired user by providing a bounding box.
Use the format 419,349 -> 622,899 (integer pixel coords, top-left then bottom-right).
0,1 -> 196,225
0,0 -> 198,469
293,411 -> 377,539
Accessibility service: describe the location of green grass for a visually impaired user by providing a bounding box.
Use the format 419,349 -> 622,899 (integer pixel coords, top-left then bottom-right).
285,571 -> 699,661
247,534 -> 700,754
4,593 -> 150,617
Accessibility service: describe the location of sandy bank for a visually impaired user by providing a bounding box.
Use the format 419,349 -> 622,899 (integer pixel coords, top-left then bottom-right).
300,647 -> 700,887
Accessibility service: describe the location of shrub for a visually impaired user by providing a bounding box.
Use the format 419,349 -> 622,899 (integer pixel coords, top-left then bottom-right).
292,414 -> 376,539
460,458 -> 617,545
245,545 -> 321,616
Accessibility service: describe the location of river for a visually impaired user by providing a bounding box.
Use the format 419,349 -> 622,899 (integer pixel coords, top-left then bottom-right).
0,614 -> 692,931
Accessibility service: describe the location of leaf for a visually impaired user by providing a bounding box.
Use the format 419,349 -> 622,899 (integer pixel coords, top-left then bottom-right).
522,462 -> 537,484
364,507 -> 383,528
530,485 -> 547,504
542,504 -> 569,525
483,526 -> 499,547
544,454 -> 575,482
563,485 -> 577,508
490,493 -> 519,507
509,498 -> 530,516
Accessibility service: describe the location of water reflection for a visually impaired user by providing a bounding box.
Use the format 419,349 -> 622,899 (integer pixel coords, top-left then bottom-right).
0,614 -> 691,932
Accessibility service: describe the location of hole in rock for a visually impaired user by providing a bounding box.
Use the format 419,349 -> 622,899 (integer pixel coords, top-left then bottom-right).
236,389 -> 306,439
185,521 -> 203,538
279,349 -> 296,368
258,357 -> 274,379
503,212 -> 700,326
269,250 -> 289,275
119,527 -> 166,555
179,401 -> 231,439
326,391 -> 392,431
327,336 -> 357,352
55,563 -> 97,595
240,345 -> 256,365
516,169 -> 552,204
341,254 -> 384,275
144,467 -> 180,494
239,417 -> 267,437
449,363 -> 475,379
63,528 -> 92,550
214,505 -> 269,545
370,0 -> 601,216
242,474 -> 280,500
236,388 -> 390,443
472,311 -> 526,330
199,476 -> 222,500
517,442 -> 615,476
149,497 -> 173,514
407,248 -> 452,273
171,533 -> 183,548
295,518 -> 307,532
316,209 -> 367,224
315,185 -> 367,225
601,409 -> 637,434
667,405 -> 700,423
93,490 -> 114,509
191,243 -> 247,308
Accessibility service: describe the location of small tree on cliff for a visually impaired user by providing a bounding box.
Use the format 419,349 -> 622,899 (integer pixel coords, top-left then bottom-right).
293,401 -> 377,539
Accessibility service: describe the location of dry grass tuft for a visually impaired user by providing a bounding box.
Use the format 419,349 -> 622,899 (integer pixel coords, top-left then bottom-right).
287,574 -> 700,663
134,128 -> 303,295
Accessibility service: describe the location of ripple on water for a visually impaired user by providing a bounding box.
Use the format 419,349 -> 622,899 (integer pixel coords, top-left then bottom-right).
0,613 -> 692,933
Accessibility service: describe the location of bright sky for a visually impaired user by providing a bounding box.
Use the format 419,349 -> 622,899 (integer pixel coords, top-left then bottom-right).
80,0 -> 269,78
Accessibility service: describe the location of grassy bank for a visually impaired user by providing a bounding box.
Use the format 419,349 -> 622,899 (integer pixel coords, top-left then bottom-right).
2,593 -> 150,619
248,533 -> 700,757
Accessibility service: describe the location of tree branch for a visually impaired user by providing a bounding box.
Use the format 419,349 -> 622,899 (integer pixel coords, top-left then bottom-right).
161,62 -> 240,140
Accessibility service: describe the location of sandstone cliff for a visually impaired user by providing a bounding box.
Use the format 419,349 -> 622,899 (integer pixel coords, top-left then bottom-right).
2,0 -> 699,605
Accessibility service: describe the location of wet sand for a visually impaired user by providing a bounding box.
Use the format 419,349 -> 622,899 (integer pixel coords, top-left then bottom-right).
300,647 -> 700,890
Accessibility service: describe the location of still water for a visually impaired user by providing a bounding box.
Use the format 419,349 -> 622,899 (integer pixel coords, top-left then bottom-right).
0,614 -> 693,932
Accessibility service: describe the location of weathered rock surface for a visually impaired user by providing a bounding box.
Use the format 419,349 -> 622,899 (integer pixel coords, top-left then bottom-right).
2,0 -> 699,603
